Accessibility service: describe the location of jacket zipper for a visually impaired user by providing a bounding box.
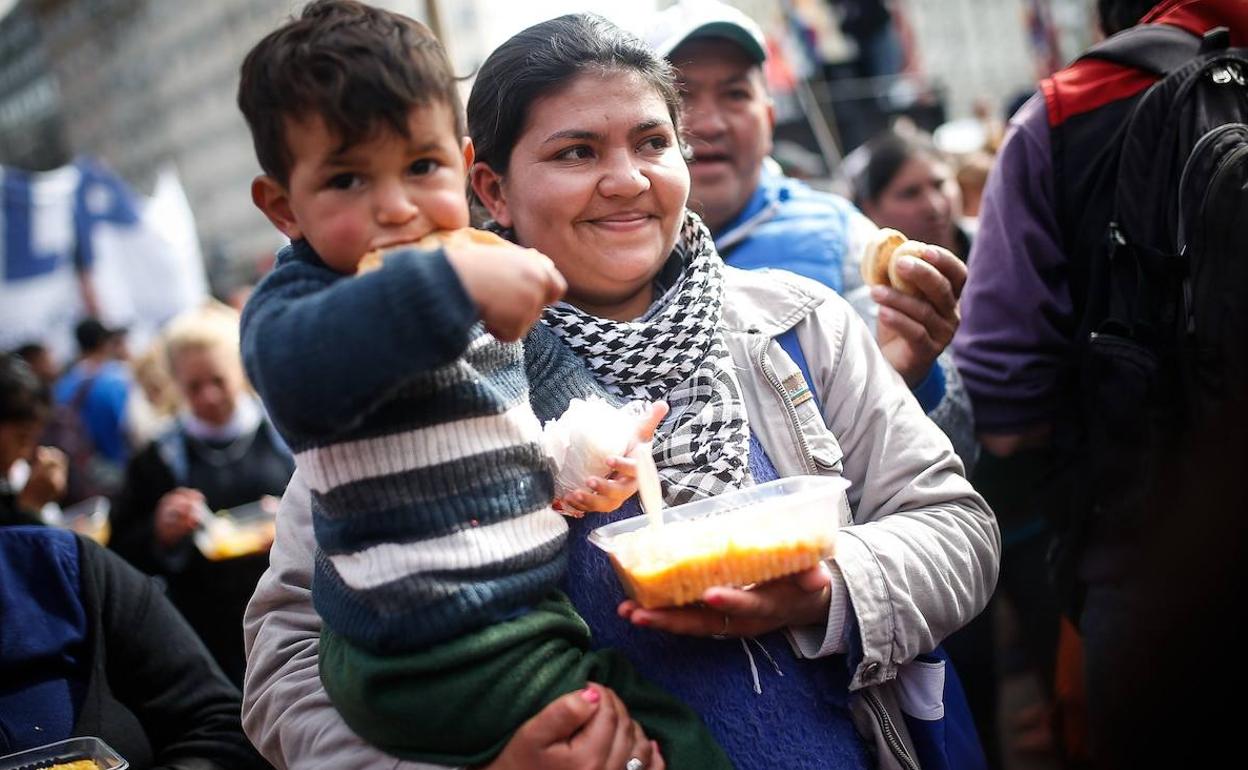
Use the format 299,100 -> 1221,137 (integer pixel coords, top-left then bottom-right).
863,688 -> 920,770
755,337 -> 817,475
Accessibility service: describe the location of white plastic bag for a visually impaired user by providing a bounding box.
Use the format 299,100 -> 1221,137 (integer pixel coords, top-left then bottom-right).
544,397 -> 646,501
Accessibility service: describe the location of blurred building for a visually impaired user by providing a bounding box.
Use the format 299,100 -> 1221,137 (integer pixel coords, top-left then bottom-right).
902,0 -> 1094,122
0,0 -> 426,293
0,1 -> 66,169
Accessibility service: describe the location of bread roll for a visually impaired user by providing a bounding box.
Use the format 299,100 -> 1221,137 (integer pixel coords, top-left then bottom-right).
356,228 -> 509,274
860,227 -> 906,287
860,228 -> 927,297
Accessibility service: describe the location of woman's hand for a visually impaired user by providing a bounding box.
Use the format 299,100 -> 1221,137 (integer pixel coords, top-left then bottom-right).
154,487 -> 206,548
480,685 -> 664,770
618,563 -> 833,638
16,446 -> 68,512
872,244 -> 966,387
559,402 -> 668,516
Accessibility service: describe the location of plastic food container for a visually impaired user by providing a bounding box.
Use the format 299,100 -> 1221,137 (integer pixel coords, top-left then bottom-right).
193,496 -> 280,561
588,475 -> 851,608
58,496 -> 112,545
0,736 -> 128,770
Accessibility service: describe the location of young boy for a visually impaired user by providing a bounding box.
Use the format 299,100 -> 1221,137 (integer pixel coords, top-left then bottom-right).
236,2 -> 730,768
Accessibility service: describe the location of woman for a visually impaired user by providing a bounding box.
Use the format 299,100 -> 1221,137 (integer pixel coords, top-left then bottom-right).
0,353 -> 68,526
110,303 -> 294,687
854,129 -> 972,259
241,15 -> 998,770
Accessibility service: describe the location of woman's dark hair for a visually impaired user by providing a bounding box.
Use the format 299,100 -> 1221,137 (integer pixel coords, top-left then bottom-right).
1097,0 -> 1159,37
467,13 -> 682,183
0,353 -> 50,424
237,0 -> 464,185
853,129 -> 945,207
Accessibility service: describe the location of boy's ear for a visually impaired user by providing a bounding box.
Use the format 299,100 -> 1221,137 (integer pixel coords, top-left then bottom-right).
469,162 -> 512,228
251,175 -> 303,241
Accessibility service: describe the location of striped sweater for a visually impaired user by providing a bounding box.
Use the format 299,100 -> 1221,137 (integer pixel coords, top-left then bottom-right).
241,240 -> 598,653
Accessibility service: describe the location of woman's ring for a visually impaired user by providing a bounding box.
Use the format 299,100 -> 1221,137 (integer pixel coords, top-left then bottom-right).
711,613 -> 730,640
626,758 -> 645,770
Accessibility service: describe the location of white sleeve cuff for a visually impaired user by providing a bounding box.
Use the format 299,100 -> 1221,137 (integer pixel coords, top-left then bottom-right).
786,559 -> 852,659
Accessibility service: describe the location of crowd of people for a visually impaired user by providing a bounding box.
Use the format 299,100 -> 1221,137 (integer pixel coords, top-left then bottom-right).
2,1 -> 1244,769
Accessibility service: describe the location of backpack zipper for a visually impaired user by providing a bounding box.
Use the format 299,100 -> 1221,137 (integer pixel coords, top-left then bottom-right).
1179,135 -> 1248,334
863,687 -> 920,770
1177,124 -> 1247,250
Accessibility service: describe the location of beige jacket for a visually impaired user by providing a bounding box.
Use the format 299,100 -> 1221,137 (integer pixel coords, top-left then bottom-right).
241,266 -> 999,770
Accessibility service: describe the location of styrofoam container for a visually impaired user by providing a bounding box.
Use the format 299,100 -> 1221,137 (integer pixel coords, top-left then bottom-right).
588,475 -> 851,608
0,736 -> 128,770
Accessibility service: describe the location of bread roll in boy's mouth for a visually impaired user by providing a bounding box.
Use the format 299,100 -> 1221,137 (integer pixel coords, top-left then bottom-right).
356,228 -> 510,274
859,227 -> 929,297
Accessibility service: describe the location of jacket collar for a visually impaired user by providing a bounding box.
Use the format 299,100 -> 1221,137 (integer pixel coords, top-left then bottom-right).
720,264 -> 825,338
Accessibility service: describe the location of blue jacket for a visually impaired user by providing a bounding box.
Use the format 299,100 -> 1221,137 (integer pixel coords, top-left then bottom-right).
715,165 -> 860,295
714,167 -> 950,410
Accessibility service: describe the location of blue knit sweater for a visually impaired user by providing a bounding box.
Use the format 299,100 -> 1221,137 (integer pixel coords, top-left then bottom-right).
242,240 -> 603,654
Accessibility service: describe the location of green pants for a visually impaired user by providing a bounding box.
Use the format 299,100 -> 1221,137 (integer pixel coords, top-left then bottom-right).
321,591 -> 732,768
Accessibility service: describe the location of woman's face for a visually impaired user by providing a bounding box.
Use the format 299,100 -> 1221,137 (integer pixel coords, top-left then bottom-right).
473,70 -> 690,321
171,346 -> 244,427
863,153 -> 963,253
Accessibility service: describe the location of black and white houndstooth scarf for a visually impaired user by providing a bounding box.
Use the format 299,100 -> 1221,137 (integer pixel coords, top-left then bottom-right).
539,212 -> 750,505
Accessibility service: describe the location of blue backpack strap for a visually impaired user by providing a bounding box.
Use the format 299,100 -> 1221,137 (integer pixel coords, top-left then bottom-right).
780,326 -> 946,413
775,327 -> 987,770
776,327 -> 819,406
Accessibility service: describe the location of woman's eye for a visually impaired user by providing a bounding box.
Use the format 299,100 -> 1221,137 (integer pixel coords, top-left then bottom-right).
410,159 -> 438,175
640,135 -> 671,152
327,173 -> 358,190
556,145 -> 593,161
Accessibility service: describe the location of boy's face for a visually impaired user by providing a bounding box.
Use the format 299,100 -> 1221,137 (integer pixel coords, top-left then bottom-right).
253,102 -> 471,273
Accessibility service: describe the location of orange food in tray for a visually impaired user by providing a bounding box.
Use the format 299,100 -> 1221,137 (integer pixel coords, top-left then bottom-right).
590,477 -> 849,609
609,530 -> 834,609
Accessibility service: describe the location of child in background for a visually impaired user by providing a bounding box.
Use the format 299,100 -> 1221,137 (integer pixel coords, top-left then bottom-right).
236,2 -> 729,768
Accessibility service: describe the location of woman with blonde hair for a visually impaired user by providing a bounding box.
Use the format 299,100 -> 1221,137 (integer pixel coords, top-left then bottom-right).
110,302 -> 293,685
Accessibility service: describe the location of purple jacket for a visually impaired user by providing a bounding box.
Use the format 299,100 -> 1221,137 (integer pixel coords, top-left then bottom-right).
952,95 -> 1074,433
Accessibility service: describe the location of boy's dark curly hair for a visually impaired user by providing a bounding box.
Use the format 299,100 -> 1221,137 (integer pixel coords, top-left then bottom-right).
238,0 -> 464,184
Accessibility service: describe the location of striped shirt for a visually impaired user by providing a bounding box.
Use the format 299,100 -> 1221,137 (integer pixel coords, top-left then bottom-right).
242,240 -> 567,653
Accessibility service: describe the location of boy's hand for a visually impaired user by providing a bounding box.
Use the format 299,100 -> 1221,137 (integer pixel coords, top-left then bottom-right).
445,241 -> 566,342
559,402 -> 668,515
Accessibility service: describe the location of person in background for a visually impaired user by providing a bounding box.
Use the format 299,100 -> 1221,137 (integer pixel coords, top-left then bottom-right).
109,303 -> 294,686
645,0 -> 977,469
953,0 -> 1248,762
0,525 -> 271,769
853,129 -> 970,259
53,319 -> 132,471
13,342 -> 60,387
124,340 -> 179,451
955,151 -> 993,221
0,354 -> 68,526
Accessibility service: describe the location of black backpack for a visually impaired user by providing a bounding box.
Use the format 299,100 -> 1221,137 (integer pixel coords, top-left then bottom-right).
1049,25 -> 1248,614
